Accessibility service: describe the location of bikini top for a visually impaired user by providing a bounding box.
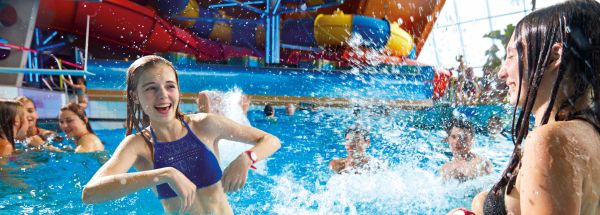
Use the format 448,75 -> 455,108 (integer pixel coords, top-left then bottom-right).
150,118 -> 222,199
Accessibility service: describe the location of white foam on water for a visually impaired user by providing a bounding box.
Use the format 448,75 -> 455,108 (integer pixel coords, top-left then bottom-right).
269,164 -> 498,214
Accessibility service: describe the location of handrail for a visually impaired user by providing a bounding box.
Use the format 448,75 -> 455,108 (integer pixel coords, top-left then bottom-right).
0,67 -> 95,76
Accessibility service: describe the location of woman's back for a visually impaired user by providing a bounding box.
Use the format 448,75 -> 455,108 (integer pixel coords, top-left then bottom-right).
563,120 -> 600,214
510,120 -> 600,214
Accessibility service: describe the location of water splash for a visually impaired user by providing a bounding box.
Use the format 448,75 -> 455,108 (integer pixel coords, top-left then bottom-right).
201,88 -> 266,172
269,165 -> 496,214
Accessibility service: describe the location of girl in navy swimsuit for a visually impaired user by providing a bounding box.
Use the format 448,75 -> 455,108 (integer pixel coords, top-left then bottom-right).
448,0 -> 600,214
81,55 -> 281,214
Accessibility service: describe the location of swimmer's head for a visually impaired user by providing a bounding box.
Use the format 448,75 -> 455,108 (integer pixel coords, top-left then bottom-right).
487,116 -> 502,135
59,102 -> 95,138
444,118 -> 475,155
15,96 -> 38,132
344,126 -> 370,155
0,99 -> 28,149
264,103 -> 274,117
125,55 -> 183,136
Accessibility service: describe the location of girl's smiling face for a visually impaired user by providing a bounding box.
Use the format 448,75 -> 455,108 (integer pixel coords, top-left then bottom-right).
14,111 -> 30,140
135,64 -> 180,122
498,33 -> 528,105
59,110 -> 88,138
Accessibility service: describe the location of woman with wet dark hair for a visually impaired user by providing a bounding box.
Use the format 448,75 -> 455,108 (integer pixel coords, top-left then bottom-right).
448,0 -> 600,214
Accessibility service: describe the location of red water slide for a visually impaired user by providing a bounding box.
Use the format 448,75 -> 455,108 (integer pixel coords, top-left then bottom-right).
35,0 -> 256,61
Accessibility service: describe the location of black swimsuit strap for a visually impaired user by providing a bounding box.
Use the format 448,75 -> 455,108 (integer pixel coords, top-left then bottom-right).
483,188 -> 507,215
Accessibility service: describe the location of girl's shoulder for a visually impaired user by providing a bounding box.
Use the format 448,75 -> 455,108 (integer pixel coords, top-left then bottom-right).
531,120 -> 596,140
79,133 -> 103,148
114,131 -> 153,157
524,121 -> 597,162
81,133 -> 102,142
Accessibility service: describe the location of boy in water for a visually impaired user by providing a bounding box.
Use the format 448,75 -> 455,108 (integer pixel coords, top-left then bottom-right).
440,118 -> 492,182
329,126 -> 376,174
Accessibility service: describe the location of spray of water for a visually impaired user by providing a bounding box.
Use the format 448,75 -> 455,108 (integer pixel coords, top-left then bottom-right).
201,88 -> 267,173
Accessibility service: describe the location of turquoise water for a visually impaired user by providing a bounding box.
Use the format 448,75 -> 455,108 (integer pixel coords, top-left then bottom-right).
0,105 -> 514,214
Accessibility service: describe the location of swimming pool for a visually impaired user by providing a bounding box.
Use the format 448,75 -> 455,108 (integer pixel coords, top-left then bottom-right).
0,105 -> 513,214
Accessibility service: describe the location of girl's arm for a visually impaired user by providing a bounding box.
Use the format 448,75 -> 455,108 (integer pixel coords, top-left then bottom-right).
195,114 -> 281,192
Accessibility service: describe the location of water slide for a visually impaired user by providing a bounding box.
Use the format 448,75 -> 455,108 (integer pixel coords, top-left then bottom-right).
36,0 -> 258,61
282,10 -> 415,58
153,0 -> 415,58
36,0 -> 425,60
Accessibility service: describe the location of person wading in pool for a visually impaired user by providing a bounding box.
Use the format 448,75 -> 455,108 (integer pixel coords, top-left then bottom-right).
329,126 -> 379,174
81,55 -> 281,215
448,1 -> 600,214
440,118 -> 492,182
59,102 -> 103,153
0,99 -> 30,157
62,76 -> 89,109
15,96 -> 60,147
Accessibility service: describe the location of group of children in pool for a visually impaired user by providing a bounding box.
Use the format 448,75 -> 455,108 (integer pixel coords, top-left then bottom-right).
0,96 -> 103,156
1,0 -> 600,214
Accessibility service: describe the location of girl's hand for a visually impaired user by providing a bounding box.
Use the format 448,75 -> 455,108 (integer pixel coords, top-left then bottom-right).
221,153 -> 252,192
165,167 -> 197,215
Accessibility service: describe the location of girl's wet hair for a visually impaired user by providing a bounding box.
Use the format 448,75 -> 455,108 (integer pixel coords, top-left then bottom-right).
0,99 -> 25,149
492,0 -> 600,195
60,102 -> 95,135
125,55 -> 183,159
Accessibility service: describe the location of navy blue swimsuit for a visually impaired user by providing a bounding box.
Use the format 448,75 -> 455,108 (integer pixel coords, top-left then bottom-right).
150,118 -> 222,199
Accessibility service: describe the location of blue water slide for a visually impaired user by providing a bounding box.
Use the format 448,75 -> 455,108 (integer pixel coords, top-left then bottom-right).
351,16 -> 390,49
281,15 -> 398,50
231,22 -> 260,47
281,18 -> 318,47
191,8 -> 218,38
154,0 -> 190,16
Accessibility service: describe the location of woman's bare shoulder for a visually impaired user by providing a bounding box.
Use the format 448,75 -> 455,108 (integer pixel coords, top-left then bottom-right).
80,133 -> 103,145
531,120 -> 598,144
109,132 -> 153,155
524,120 -> 597,165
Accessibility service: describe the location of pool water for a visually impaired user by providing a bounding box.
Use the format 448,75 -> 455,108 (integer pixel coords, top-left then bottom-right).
0,105 -> 514,214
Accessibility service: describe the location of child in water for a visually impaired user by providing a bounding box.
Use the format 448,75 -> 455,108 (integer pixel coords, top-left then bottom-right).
81,55 -> 281,214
